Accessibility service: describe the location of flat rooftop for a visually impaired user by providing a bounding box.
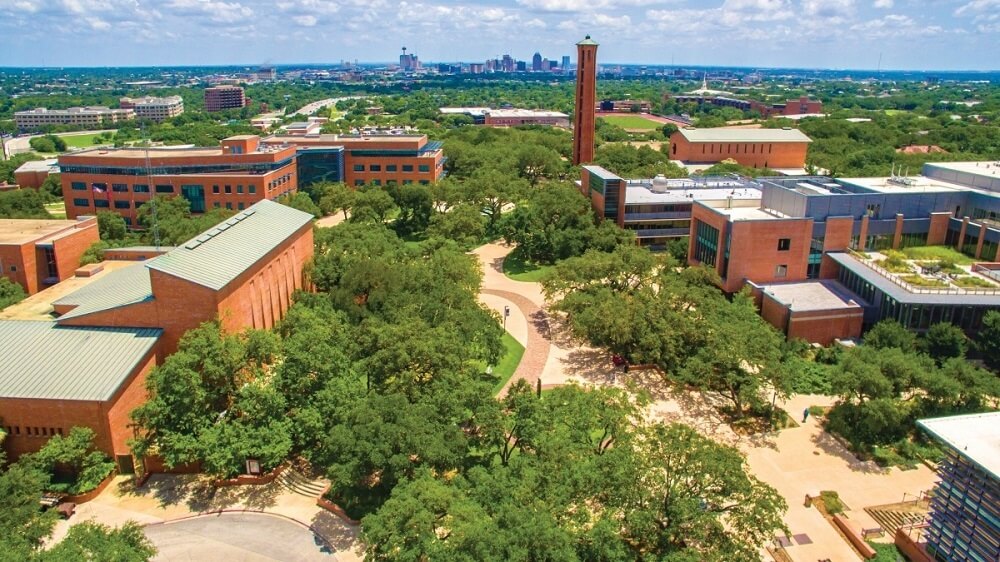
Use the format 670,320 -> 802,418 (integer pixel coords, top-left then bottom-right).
625,182 -> 762,205
926,161 -> 1000,179
487,109 -> 568,118
14,158 -> 58,174
714,206 -> 782,220
676,127 -> 812,144
0,219 -> 83,245
918,412 -> 1000,481
838,175 -> 971,194
759,279 -> 866,312
264,134 -> 426,144
0,261 -> 139,321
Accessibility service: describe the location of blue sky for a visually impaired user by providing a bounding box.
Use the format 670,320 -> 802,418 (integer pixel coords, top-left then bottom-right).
0,0 -> 997,70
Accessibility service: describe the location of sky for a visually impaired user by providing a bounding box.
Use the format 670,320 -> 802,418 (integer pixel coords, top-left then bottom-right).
0,0 -> 998,70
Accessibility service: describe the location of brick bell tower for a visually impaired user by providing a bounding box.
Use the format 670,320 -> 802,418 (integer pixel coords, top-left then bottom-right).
572,35 -> 598,166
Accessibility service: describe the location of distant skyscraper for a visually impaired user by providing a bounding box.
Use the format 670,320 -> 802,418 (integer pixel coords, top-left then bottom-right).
502,54 -> 514,72
516,61 -> 527,72
572,36 -> 598,166
561,55 -> 570,71
399,47 -> 419,71
532,52 -> 542,72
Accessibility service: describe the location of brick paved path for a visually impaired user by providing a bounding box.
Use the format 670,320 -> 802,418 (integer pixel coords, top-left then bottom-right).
481,288 -> 550,397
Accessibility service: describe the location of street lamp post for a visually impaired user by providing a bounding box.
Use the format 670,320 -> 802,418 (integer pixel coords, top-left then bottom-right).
503,305 -> 510,331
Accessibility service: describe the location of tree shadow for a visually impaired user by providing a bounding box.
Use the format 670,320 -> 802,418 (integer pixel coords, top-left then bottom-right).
810,431 -> 888,475
184,480 -> 282,512
560,348 -> 616,386
120,474 -> 201,509
667,387 -> 742,447
310,510 -> 362,558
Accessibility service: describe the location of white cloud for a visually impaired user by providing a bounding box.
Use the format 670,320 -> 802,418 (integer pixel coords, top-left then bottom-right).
85,15 -> 111,29
873,0 -> 892,8
292,14 -> 316,26
955,0 -> 1000,16
802,0 -> 855,20
164,0 -> 254,23
516,0 -> 671,12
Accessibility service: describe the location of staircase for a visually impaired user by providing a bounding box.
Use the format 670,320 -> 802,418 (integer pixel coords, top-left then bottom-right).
864,496 -> 931,536
276,464 -> 329,499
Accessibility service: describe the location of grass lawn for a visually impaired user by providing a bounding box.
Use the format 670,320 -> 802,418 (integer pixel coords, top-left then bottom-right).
599,115 -> 662,130
44,202 -> 66,219
491,333 -> 526,394
399,231 -> 428,249
883,109 -> 907,116
502,248 -> 553,282
902,245 -> 975,265
59,133 -> 109,148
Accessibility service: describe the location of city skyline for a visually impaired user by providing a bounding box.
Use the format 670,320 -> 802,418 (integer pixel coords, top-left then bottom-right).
0,0 -> 997,70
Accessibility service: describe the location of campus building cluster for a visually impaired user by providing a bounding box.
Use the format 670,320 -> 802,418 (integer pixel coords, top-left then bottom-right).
582,161 -> 1000,345
915,413 -> 999,562
0,200 -> 314,471
119,95 -> 185,122
14,106 -> 135,131
439,107 -> 569,127
57,133 -> 445,226
669,93 -> 823,118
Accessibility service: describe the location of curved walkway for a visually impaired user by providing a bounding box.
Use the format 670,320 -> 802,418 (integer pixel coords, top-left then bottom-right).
481,288 -> 550,396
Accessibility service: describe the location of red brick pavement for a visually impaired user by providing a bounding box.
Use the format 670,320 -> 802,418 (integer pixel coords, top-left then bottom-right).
482,288 -> 551,397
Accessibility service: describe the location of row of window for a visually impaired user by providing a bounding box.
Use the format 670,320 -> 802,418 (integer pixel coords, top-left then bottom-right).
4,425 -> 63,438
213,202 -> 247,211
700,143 -> 775,155
353,179 -> 430,186
211,184 -> 257,195
352,164 -> 431,173
267,174 -> 293,191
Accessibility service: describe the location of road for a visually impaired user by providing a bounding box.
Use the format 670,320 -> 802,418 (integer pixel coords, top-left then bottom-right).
289,97 -> 363,118
2,129 -> 117,159
144,512 -> 338,561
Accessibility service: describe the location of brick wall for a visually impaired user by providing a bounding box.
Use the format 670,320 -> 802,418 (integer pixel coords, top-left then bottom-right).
724,218 -> 813,293
669,134 -> 809,169
0,397 -> 106,459
101,349 -> 160,457
787,309 -> 863,345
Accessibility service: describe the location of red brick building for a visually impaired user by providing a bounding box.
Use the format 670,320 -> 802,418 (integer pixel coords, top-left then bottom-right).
0,217 -> 99,295
573,36 -> 598,166
204,85 -> 247,112
0,200 -> 314,466
0,321 -> 162,470
261,134 -> 446,187
669,127 -> 812,169
58,136 -> 297,226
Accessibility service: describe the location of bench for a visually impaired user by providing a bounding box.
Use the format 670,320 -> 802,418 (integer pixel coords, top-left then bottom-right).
832,514 -> 877,559
862,526 -> 884,538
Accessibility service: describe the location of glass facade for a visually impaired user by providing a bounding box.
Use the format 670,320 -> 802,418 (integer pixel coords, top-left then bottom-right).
693,220 -> 719,267
807,237 -> 824,279
60,157 -> 294,176
296,149 -> 344,187
925,449 -> 1000,562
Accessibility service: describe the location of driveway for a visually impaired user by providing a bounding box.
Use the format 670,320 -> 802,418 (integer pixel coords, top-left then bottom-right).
144,512 -> 338,561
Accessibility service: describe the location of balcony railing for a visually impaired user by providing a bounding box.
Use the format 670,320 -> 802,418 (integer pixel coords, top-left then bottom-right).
632,228 -> 690,238
624,211 -> 691,221
849,250 -> 1000,295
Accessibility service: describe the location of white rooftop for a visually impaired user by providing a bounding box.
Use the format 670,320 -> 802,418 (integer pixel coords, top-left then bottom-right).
926,161 -> 1000,179
715,206 -> 782,220
839,175 -> 976,194
918,412 -> 1000,481
487,109 -> 568,118
676,127 -> 812,144
625,182 -> 761,205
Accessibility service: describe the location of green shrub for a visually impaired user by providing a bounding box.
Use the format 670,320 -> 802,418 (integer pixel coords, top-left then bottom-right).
808,405 -> 826,417
788,360 -> 834,394
819,490 -> 844,514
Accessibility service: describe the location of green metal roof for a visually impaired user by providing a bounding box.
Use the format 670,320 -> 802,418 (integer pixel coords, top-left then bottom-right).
145,200 -> 313,291
577,35 -> 599,46
54,264 -> 153,321
0,321 -> 161,401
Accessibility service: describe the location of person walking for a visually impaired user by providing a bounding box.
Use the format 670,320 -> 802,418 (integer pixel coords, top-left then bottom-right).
802,407 -> 810,423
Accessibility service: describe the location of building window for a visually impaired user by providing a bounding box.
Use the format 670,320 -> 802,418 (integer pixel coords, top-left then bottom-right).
777,238 -> 791,251
369,164 -> 381,172
112,183 -> 128,192
114,200 -> 130,209
212,185 -> 220,194
249,185 -> 256,194
692,220 -> 719,267
155,184 -> 174,193
226,202 -> 232,210
353,164 -> 365,172
403,179 -> 413,185
402,164 -> 414,172
71,182 -> 86,191
94,199 -> 110,208
387,165 -> 397,172
133,184 -> 150,193
775,264 -> 787,278
213,202 -> 220,208
224,185 -> 232,194
355,180 -> 364,186
418,165 -> 430,173
238,202 -> 245,210
73,198 -> 90,207
237,184 -> 244,194
419,180 -> 429,185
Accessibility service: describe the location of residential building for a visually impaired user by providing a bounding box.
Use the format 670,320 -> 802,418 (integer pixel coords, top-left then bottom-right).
260,133 -> 445,187
0,217 -> 99,295
119,96 -> 185,122
573,35 -> 599,166
687,162 -> 1000,343
669,127 -> 812,169
916,413 -> 999,562
204,85 -> 247,112
14,106 -> 135,131
0,200 -> 314,468
58,135 -> 298,225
